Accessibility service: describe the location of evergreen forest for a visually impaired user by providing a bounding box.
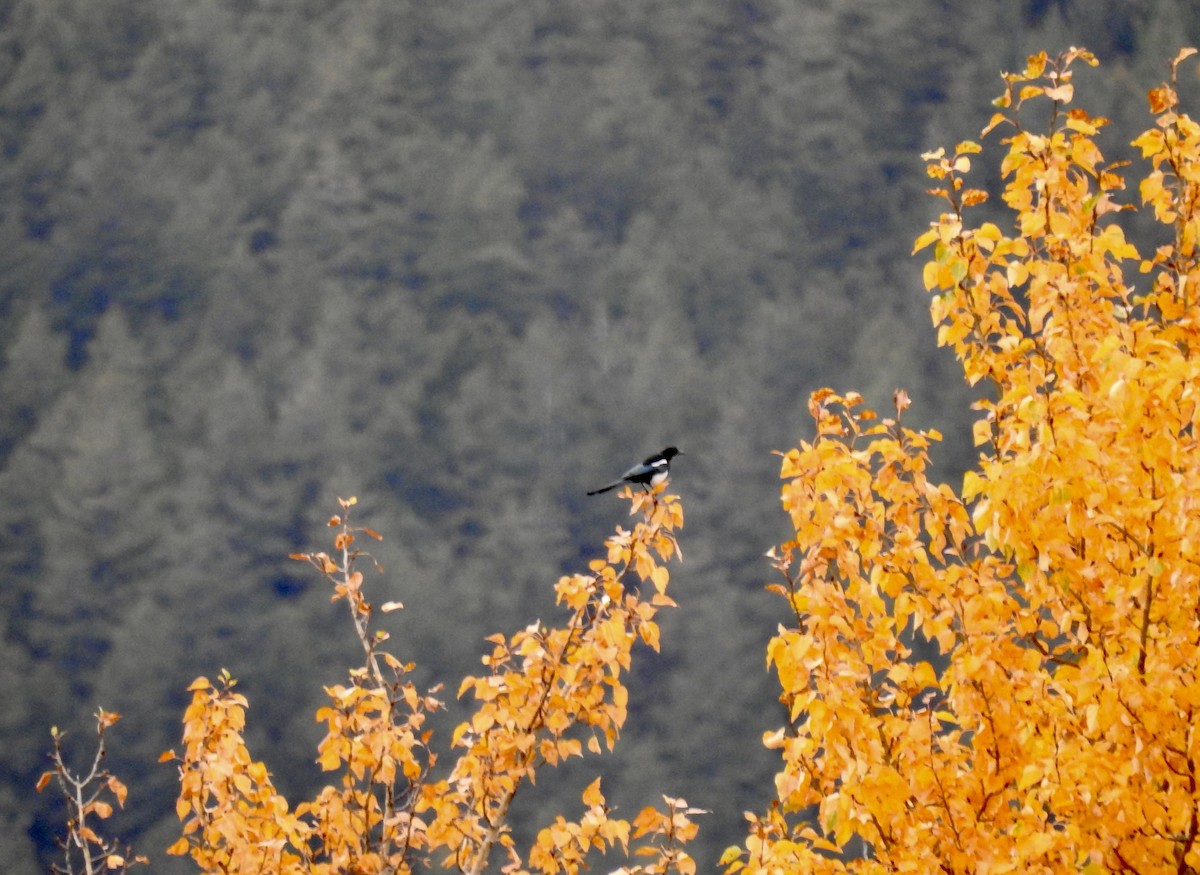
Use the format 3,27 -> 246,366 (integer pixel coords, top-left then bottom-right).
3,1 -> 1199,871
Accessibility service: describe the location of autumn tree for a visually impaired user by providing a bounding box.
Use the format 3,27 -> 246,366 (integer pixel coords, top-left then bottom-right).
162,491 -> 701,875
726,48 -> 1200,874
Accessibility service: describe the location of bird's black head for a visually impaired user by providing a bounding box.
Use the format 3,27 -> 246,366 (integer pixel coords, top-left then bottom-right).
661,447 -> 682,460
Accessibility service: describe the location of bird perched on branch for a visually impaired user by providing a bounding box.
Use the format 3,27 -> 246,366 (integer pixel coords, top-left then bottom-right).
587,447 -> 682,495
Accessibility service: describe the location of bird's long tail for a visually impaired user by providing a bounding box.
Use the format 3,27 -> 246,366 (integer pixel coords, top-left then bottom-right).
586,482 -> 620,496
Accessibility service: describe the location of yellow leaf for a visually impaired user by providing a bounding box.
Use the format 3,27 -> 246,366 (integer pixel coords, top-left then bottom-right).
106,776 -> 128,807
582,777 -> 605,808
913,227 -> 940,254
1018,763 -> 1043,790
88,801 -> 113,819
963,189 -> 989,207
317,744 -> 342,771
166,837 -> 190,856
982,112 -> 1009,136
922,260 -> 941,291
1044,83 -> 1073,102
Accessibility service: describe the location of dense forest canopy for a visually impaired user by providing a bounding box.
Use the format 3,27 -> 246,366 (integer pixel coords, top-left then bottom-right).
3,1 -> 1198,871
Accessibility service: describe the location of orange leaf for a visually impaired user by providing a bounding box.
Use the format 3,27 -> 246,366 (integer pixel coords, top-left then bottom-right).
88,801 -> 113,819
106,776 -> 128,807
166,837 -> 190,856
582,777 -> 605,808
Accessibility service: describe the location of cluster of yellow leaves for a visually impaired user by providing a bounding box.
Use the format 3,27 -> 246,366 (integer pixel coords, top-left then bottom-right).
167,671 -> 314,871
728,48 -> 1200,874
526,781 -> 705,875
419,488 -> 686,874
166,489 -> 697,875
304,675 -> 441,871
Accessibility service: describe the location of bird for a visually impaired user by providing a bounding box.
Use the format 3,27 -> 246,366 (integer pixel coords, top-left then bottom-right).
587,447 -> 683,495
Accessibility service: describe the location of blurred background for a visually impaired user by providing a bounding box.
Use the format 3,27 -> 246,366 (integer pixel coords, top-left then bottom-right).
2,0 -> 1196,870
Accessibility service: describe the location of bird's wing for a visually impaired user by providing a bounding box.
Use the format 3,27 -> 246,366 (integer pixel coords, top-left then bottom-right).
621,461 -> 656,480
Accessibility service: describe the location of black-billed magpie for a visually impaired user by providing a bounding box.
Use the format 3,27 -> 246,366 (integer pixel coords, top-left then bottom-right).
587,447 -> 683,495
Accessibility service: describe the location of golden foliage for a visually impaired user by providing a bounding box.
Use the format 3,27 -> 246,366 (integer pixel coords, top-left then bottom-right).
729,48 -> 1200,873
165,490 -> 694,874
